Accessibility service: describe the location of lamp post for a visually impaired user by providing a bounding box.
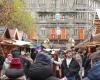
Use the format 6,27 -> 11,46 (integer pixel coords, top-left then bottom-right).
55,13 -> 61,48
56,24 -> 61,48
36,32 -> 38,45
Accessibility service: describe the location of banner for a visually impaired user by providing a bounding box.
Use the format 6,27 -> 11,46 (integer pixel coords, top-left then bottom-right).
61,28 -> 66,40
48,28 -> 57,39
79,28 -> 84,40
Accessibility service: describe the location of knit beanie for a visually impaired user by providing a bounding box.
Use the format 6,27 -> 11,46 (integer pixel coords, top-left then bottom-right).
9,58 -> 23,69
5,58 -> 25,79
36,53 -> 51,64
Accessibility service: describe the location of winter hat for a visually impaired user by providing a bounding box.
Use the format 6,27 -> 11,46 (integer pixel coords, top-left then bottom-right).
9,58 -> 23,69
35,53 -> 51,64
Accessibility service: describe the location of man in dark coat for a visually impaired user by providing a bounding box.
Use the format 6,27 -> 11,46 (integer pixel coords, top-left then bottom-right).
61,50 -> 80,80
20,51 -> 31,78
83,50 -> 100,80
28,53 -> 54,80
82,49 -> 91,77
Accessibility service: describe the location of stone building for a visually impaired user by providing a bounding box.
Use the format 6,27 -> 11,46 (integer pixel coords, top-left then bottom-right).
23,0 -> 100,47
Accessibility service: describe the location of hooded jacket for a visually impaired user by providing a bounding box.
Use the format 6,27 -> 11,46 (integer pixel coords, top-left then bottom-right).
28,53 -> 53,80
83,61 -> 100,80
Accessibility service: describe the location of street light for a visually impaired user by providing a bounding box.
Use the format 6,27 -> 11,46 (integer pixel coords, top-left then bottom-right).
56,25 -> 61,35
55,13 -> 61,20
56,24 -> 61,48
55,13 -> 61,48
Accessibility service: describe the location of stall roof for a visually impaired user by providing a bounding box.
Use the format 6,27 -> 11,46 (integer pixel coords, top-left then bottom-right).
0,27 -> 10,39
13,40 -> 31,46
0,39 -> 31,46
76,33 -> 100,47
93,33 -> 100,41
44,48 -> 60,52
18,31 -> 24,40
9,28 -> 19,40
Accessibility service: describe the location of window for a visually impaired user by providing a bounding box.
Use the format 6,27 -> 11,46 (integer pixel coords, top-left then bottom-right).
62,0 -> 66,4
43,0 -> 45,4
40,27 -> 46,37
38,0 -> 45,4
52,0 -> 55,4
38,0 -> 45,7
69,28 -> 74,37
74,28 -> 78,36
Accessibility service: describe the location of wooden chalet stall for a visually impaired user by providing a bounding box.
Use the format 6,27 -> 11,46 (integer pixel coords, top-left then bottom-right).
76,33 -> 100,53
0,28 -> 30,57
88,33 -> 100,52
9,28 -> 19,40
0,27 -> 15,57
9,29 -> 31,53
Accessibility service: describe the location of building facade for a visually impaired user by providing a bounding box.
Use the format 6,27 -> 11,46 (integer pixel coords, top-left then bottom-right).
23,0 -> 100,46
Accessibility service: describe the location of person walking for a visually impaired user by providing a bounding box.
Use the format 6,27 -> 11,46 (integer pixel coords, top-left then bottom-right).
2,58 -> 26,80
61,49 -> 80,80
51,51 -> 62,78
2,54 -> 13,74
83,50 -> 100,80
28,53 -> 53,80
20,51 -> 31,78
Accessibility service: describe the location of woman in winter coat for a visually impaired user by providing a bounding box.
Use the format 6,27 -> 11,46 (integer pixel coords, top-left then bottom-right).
83,50 -> 100,80
2,58 -> 26,80
2,54 -> 13,74
51,50 -> 62,78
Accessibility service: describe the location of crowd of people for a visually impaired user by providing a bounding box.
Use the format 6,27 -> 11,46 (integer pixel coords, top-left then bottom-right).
0,45 -> 100,80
